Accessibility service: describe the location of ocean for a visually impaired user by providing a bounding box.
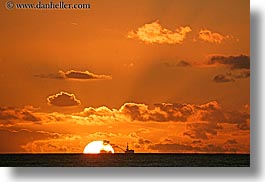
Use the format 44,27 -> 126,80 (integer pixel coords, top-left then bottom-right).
0,154 -> 250,167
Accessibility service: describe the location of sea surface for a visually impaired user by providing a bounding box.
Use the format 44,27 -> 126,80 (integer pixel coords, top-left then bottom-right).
0,154 -> 250,167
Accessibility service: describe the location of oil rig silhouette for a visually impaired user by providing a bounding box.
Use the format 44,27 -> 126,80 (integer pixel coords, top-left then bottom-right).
113,143 -> 134,153
125,143 -> 134,154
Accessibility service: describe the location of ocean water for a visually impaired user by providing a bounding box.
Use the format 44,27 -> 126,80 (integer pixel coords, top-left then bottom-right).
0,154 -> 250,167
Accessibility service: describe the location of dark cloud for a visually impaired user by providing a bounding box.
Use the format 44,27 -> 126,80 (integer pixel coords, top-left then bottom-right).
208,55 -> 250,70
192,140 -> 202,145
148,142 -> 231,153
77,101 -> 249,132
199,103 -> 226,122
164,60 -> 191,68
0,129 -> 59,153
183,103 -> 249,140
232,70 -> 250,79
213,71 -> 250,83
127,132 -> 152,149
47,92 -> 81,107
22,133 -> 80,153
120,102 -> 195,122
163,138 -> 173,143
138,138 -> 151,145
35,70 -> 112,80
237,122 -> 250,130
21,111 -> 40,122
34,72 -> 65,79
64,70 -> 112,80
184,122 -> 223,140
0,107 -> 40,123
0,107 -> 17,121
213,74 -> 235,83
120,103 -> 168,121
203,144 -> 224,153
148,143 -> 194,152
225,111 -> 250,130
177,60 -> 192,67
46,144 -> 68,152
226,139 -> 238,145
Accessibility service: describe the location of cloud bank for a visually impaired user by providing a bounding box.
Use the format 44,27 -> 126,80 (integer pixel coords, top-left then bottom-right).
77,101 -> 249,132
0,101 -> 249,153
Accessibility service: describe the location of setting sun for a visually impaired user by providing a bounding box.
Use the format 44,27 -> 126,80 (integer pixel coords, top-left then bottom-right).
83,141 -> 114,154
0,0 -> 250,167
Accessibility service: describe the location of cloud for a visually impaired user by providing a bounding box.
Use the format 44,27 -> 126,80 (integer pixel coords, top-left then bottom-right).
0,101 -> 249,153
76,101 -> 249,130
127,132 -> 152,150
184,122 -> 223,140
0,106 -> 40,123
198,29 -> 232,44
213,74 -> 235,83
226,139 -> 238,145
197,102 -> 249,130
120,103 -> 168,121
208,55 -> 250,70
148,142 -> 240,153
148,143 -> 194,153
192,140 -> 202,145
213,71 -> 250,83
164,60 -> 191,68
120,102 -> 194,122
22,134 -> 82,153
231,70 -> 250,79
35,70 -> 112,80
64,70 -> 112,80
128,21 -> 192,44
34,72 -> 65,79
207,55 -> 250,83
138,138 -> 151,145
0,128 -> 60,153
47,92 -> 81,107
182,102 -> 249,140
78,106 -> 114,117
225,110 -> 250,130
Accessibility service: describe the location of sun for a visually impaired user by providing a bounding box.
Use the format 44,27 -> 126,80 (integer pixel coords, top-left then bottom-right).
83,140 -> 115,154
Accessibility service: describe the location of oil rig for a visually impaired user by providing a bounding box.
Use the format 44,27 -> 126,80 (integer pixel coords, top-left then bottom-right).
125,143 -> 134,154
112,142 -> 135,153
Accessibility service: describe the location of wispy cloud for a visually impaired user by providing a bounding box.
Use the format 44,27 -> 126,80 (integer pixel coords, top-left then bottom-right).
128,21 -> 192,44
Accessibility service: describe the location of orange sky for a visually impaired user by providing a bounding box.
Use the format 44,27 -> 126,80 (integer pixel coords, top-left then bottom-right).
0,0 -> 249,153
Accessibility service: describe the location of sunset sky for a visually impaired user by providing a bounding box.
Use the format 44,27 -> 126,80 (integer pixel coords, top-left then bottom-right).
0,0 -> 250,153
